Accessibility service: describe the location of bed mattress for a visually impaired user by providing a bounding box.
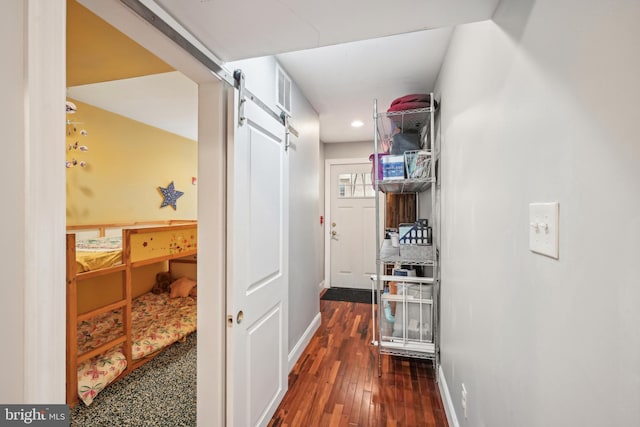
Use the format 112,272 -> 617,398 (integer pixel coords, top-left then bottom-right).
75,236 -> 123,272
76,292 -> 197,405
77,348 -> 127,406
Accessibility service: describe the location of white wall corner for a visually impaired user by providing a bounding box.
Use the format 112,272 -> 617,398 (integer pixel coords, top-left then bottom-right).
438,365 -> 460,427
288,312 -> 321,373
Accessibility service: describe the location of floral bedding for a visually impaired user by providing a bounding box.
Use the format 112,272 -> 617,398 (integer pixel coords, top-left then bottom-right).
76,292 -> 197,405
77,348 -> 127,406
130,292 -> 198,359
75,236 -> 123,272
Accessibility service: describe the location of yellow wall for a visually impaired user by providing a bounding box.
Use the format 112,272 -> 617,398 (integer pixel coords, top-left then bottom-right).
77,262 -> 164,314
66,99 -> 197,225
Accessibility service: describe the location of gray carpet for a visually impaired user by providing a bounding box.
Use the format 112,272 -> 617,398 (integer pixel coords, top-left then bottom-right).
71,333 -> 197,426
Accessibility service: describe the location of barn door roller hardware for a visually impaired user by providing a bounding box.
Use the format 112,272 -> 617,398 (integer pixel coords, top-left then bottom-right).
120,0 -> 299,137
231,71 -> 299,139
235,70 -> 247,127
282,112 -> 292,151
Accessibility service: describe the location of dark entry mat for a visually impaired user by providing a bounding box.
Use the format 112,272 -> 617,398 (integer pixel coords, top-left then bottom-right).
321,287 -> 376,304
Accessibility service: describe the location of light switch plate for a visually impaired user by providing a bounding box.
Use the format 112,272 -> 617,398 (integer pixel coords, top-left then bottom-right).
529,202 -> 559,259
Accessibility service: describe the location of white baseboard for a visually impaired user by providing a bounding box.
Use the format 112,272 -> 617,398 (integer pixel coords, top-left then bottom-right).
288,312 -> 321,373
438,365 -> 460,427
318,280 -> 325,292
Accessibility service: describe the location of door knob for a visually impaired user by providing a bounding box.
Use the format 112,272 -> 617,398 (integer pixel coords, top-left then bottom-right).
332,222 -> 336,227
331,231 -> 337,236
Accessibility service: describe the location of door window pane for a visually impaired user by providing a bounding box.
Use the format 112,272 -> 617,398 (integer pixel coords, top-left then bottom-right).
338,173 -> 374,198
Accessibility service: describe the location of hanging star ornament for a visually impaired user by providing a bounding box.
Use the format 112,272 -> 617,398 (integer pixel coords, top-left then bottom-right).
158,181 -> 184,210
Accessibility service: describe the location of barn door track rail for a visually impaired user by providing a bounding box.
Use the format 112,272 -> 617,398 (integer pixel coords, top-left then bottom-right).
120,0 -> 299,138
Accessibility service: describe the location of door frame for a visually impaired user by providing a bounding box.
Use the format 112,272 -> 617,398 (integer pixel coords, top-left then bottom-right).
44,0 -> 227,424
21,0 -> 67,403
323,157 -> 371,289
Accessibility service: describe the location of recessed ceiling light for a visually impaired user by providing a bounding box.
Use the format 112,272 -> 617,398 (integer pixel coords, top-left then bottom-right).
351,120 -> 364,128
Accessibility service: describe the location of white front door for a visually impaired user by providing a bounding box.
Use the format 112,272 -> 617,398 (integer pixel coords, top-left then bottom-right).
227,92 -> 289,426
329,162 -> 378,290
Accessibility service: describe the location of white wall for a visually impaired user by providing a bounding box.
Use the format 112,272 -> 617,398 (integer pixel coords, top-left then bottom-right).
323,140 -> 372,160
0,0 -> 66,403
1,0 -> 27,403
287,69 -> 323,354
227,56 -> 322,355
436,1 -> 640,426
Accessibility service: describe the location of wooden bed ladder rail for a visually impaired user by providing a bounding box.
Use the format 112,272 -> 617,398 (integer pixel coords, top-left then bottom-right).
122,229 -> 133,374
65,231 -> 132,406
77,335 -> 128,364
66,234 -> 78,406
77,299 -> 128,322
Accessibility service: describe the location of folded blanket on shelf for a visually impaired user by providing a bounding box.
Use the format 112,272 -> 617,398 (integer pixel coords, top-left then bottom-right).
387,93 -> 437,112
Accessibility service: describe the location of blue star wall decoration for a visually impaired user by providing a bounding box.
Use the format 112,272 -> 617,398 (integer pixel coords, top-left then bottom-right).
158,181 -> 184,210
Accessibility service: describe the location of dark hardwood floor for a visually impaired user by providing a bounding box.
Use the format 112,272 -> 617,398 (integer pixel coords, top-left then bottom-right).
269,299 -> 449,427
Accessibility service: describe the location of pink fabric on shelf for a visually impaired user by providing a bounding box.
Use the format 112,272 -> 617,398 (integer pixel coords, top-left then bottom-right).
387,101 -> 431,112
387,93 -> 437,113
390,93 -> 432,107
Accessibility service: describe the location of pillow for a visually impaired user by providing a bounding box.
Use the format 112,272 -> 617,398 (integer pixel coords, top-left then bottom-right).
189,286 -> 197,298
169,277 -> 197,298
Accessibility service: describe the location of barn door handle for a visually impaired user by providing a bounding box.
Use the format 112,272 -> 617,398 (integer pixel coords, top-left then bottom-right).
227,310 -> 245,327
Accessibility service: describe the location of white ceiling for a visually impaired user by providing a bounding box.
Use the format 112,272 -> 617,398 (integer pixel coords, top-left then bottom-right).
154,0 -> 499,142
276,29 -> 453,142
155,0 -> 499,62
67,71 -> 198,141
75,0 -> 500,144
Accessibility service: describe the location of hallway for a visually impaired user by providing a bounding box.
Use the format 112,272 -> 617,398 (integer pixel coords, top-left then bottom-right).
269,299 -> 448,426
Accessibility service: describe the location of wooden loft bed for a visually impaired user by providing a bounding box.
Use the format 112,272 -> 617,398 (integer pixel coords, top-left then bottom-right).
66,219 -> 197,238
66,221 -> 198,406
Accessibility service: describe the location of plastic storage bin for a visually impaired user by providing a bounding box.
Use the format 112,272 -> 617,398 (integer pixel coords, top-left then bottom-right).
381,155 -> 405,180
391,283 -> 433,342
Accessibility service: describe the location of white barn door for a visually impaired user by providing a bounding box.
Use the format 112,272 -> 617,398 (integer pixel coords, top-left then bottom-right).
227,92 -> 289,426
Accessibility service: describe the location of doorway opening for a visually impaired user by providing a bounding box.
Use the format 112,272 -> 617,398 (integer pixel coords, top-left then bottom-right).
324,158 -> 378,291
64,0 -> 226,424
